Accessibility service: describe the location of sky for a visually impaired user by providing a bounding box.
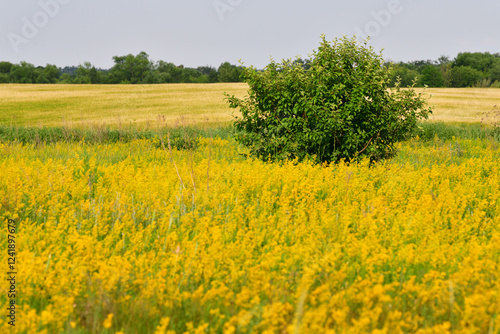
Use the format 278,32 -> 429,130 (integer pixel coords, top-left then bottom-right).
1,0 -> 499,69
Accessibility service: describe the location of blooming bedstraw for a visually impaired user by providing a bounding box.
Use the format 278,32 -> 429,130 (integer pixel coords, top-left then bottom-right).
0,137 -> 499,333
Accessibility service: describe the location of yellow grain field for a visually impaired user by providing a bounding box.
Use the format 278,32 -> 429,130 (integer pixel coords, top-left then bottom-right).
422,88 -> 500,123
1,84 -> 499,128
0,84 -> 248,128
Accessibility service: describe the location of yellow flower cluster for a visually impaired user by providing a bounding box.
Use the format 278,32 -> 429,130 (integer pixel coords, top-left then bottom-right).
0,137 -> 499,333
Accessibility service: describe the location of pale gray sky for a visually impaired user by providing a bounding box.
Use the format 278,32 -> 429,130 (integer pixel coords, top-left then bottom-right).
1,0 -> 499,69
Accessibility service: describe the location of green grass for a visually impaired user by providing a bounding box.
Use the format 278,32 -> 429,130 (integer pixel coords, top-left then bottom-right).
417,121 -> 499,141
0,123 -> 236,150
1,121 -> 497,147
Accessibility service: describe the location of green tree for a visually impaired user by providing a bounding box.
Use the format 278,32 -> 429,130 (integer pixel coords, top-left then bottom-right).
488,59 -> 500,82
226,35 -> 432,164
35,66 -> 50,83
218,62 -> 243,82
404,59 -> 435,73
74,62 -> 103,84
420,65 -> 445,87
454,52 -> 495,73
0,61 -> 13,74
387,63 -> 420,87
9,61 -> 36,83
58,73 -> 73,84
0,73 -> 9,83
40,64 -> 61,83
439,63 -> 453,87
438,55 -> 451,65
155,61 -> 184,83
183,67 -> 204,83
109,52 -> 153,84
293,58 -> 313,70
451,66 -> 483,87
197,66 -> 219,82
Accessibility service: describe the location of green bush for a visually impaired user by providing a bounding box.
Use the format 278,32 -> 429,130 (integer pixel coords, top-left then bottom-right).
226,35 -> 432,163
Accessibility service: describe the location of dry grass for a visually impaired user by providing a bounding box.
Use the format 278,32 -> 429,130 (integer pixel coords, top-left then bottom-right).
0,84 -> 498,128
418,87 -> 500,123
0,83 -> 248,128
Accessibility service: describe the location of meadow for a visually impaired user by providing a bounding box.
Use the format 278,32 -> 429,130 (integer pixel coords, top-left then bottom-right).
1,84 -> 500,333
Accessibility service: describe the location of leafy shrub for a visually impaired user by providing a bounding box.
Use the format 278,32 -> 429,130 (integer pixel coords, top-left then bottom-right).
226,35 -> 432,163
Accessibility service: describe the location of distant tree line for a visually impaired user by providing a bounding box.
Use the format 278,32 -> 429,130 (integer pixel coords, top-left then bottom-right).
1,51 -> 500,87
289,53 -> 500,88
385,52 -> 500,88
0,52 -> 244,84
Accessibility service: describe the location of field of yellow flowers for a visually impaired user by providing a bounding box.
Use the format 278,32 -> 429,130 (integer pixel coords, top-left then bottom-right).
1,134 -> 500,333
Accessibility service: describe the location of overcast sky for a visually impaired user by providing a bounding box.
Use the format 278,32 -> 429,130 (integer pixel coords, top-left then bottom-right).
1,0 -> 499,69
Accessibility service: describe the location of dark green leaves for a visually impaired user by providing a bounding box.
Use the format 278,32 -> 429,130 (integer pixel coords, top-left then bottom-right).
226,35 -> 432,164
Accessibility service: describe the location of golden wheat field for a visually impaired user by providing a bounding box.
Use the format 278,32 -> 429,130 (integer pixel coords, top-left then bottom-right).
0,84 -> 248,128
1,85 -> 499,127
1,84 -> 500,333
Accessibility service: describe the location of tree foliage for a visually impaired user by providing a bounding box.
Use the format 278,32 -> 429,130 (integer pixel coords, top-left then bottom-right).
454,52 -> 496,73
451,66 -> 484,88
420,65 -> 445,87
387,64 -> 420,87
109,52 -> 152,84
385,52 -> 500,88
1,50 -> 498,86
0,53 -> 244,84
488,60 -> 500,82
218,62 -> 244,82
226,35 -> 432,164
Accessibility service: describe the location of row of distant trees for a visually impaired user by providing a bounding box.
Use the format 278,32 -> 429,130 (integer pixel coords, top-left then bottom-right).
385,52 -> 500,88
1,51 -> 500,87
0,52 -> 244,84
